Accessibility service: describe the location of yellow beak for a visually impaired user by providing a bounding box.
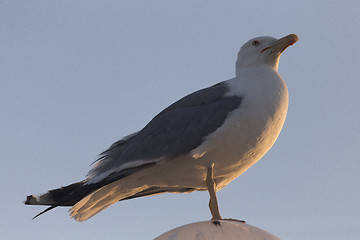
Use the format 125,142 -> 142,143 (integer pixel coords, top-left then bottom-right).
271,34 -> 299,53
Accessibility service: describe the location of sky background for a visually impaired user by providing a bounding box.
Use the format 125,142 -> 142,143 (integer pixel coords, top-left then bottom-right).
1,1 -> 360,239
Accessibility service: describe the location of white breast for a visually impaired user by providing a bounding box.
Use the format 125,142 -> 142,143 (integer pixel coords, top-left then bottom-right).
195,66 -> 289,189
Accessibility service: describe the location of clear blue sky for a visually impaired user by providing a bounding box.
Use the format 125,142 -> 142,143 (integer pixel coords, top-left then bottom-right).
1,1 -> 359,239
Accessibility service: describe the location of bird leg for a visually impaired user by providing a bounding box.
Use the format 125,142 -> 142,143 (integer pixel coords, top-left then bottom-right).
206,163 -> 222,220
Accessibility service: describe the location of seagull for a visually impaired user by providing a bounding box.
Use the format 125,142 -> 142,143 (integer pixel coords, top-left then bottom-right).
25,34 -> 298,222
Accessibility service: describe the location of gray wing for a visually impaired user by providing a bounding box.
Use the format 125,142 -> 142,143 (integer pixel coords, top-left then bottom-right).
88,81 -> 242,180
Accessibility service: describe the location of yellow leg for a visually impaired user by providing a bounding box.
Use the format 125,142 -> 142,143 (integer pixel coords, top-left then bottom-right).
206,163 -> 222,220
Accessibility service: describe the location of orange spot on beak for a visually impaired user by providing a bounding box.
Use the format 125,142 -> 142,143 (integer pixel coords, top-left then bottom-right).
288,39 -> 297,45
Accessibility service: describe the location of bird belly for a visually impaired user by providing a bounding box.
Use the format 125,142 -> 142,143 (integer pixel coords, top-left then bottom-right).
207,101 -> 288,190
189,78 -> 288,190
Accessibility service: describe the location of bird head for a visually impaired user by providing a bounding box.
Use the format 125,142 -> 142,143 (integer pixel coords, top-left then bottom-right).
236,34 -> 298,73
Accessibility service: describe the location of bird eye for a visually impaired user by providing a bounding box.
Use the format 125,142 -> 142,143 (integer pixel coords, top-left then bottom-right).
252,40 -> 259,46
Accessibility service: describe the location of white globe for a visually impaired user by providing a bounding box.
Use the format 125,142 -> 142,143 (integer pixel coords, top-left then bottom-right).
154,221 -> 280,240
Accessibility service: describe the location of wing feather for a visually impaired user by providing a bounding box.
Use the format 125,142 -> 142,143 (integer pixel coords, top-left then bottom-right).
88,81 -> 242,183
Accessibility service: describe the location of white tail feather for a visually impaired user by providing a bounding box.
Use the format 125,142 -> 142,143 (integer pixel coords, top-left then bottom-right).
25,193 -> 54,205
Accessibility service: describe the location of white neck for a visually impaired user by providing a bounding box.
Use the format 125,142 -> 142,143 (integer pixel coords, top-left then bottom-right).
235,58 -> 280,77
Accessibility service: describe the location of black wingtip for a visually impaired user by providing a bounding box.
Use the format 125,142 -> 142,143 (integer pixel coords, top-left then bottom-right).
32,205 -> 58,220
